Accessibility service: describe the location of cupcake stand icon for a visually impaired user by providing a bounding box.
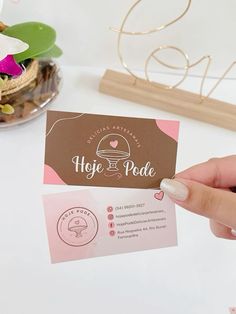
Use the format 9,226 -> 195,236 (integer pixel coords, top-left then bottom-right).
96,134 -> 130,171
68,217 -> 88,238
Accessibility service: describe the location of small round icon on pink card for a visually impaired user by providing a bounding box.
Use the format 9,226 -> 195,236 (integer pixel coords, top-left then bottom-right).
107,214 -> 114,221
109,230 -> 116,237
107,206 -> 113,213
108,222 -> 115,229
230,308 -> 236,314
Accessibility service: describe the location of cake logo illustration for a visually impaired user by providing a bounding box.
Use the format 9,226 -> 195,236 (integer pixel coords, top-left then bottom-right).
96,133 -> 130,172
57,207 -> 98,247
68,217 -> 88,238
72,132 -> 156,180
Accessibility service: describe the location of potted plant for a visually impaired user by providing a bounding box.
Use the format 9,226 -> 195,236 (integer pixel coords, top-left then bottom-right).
0,20 -> 62,127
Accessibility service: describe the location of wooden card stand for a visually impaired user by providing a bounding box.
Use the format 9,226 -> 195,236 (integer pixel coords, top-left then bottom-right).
99,69 -> 236,132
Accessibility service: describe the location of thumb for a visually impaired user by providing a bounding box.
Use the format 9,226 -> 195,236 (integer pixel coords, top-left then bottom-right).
160,178 -> 236,230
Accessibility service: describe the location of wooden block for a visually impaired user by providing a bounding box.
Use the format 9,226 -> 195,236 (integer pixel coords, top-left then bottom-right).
99,69 -> 236,132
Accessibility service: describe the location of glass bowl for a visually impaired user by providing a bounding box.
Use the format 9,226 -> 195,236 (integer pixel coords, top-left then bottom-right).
0,59 -> 61,128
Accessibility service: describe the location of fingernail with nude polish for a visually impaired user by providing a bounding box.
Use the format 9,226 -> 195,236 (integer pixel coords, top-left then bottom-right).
160,179 -> 189,202
231,229 -> 236,237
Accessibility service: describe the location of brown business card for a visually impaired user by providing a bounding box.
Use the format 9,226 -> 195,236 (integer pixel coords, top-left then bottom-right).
44,111 -> 179,189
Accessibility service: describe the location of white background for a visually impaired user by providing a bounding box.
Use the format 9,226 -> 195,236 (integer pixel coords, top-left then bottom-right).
2,0 -> 236,76
0,1 -> 236,314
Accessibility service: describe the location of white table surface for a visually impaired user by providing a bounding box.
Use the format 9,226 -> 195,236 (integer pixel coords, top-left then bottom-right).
0,66 -> 235,314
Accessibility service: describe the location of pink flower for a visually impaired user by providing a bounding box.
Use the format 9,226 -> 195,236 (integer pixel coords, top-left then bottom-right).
0,55 -> 23,76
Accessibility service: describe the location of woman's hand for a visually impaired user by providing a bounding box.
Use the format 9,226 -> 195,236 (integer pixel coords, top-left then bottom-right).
160,155 -> 236,240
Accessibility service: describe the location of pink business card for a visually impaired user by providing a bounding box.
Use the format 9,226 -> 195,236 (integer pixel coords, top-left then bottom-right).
43,189 -> 177,263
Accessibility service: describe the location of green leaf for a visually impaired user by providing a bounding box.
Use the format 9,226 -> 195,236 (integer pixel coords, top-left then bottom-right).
3,22 -> 56,63
36,44 -> 63,59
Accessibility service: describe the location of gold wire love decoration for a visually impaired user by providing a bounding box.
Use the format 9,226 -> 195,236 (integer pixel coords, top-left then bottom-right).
99,0 -> 236,131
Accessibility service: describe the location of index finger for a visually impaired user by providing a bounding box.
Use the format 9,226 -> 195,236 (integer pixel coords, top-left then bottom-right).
176,155 -> 236,188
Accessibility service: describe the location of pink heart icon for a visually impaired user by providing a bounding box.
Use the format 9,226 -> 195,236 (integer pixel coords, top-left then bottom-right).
110,140 -> 118,149
154,191 -> 164,201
